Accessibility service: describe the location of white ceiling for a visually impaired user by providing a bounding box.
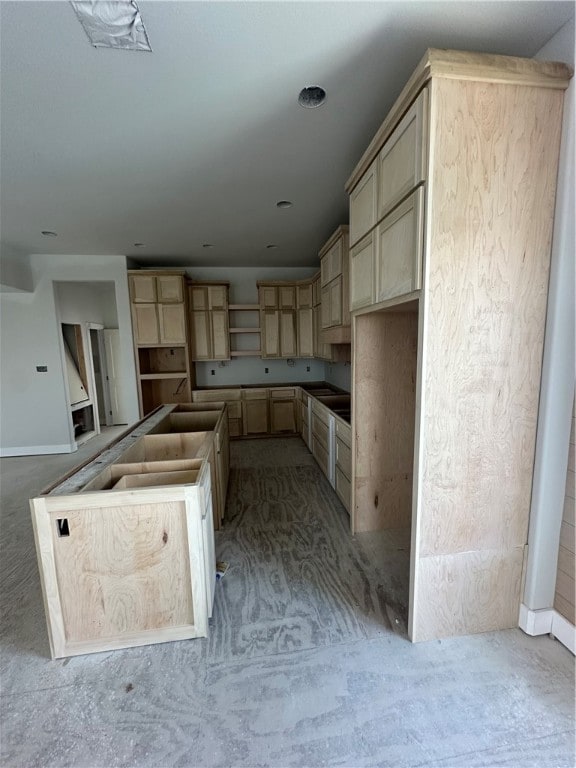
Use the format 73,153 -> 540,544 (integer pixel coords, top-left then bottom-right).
1,1 -> 574,268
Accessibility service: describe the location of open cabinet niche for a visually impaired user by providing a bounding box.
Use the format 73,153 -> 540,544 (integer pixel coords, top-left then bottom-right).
61,323 -> 98,446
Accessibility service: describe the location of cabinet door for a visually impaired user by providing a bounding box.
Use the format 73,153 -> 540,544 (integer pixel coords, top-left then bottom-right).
297,307 -> 314,358
279,286 -> 296,309
261,309 -> 280,358
375,187 -> 424,304
190,311 -> 212,360
242,398 -> 269,436
131,304 -> 159,344
189,286 -> 208,310
297,284 -> 313,308
157,275 -> 183,303
320,285 -> 331,329
350,231 -> 375,310
377,88 -> 427,221
208,285 -> 227,310
211,310 -> 230,360
259,286 -> 278,309
130,274 -> 157,303
350,159 -> 377,247
158,303 -> 187,344
329,277 -> 342,327
270,399 -> 296,433
280,310 -> 297,357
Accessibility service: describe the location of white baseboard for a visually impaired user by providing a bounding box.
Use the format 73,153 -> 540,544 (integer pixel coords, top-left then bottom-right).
0,444 -> 75,457
519,603 -> 575,654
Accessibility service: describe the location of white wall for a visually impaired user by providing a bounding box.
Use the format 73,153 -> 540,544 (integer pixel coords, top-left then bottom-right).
185,266 -> 330,387
0,255 -> 139,455
523,20 -> 575,612
0,246 -> 33,292
55,281 -> 118,327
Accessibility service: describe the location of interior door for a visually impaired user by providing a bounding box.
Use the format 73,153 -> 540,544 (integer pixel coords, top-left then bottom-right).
103,329 -> 128,424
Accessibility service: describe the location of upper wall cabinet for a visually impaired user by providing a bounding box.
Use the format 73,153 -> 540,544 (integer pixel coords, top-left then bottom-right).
188,283 -> 230,361
258,280 -> 313,359
319,226 -> 351,344
129,273 -> 184,304
345,48 -> 572,643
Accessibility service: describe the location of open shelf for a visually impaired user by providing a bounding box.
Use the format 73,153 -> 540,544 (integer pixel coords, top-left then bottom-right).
138,346 -> 187,375
230,350 -> 262,357
140,372 -> 188,380
229,304 -> 259,311
229,328 -> 260,333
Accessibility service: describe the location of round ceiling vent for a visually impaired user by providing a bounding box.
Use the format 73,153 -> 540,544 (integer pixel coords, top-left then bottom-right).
298,86 -> 326,108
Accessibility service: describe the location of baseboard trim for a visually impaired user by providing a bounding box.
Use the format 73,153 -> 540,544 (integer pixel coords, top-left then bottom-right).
519,604 -> 575,654
0,444 -> 75,457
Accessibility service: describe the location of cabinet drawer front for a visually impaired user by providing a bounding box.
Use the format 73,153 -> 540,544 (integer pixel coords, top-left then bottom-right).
335,467 -> 351,512
311,414 -> 329,451
157,275 -> 184,303
270,388 -> 296,399
130,274 -> 157,303
375,187 -> 424,304
335,419 -> 351,447
243,388 -> 268,400
335,438 -> 351,480
132,304 -> 159,345
350,159 -> 377,247
377,88 -> 427,222
312,400 -> 330,426
350,231 -> 375,311
312,436 -> 329,477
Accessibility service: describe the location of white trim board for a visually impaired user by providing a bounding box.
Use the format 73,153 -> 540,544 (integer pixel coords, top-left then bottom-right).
0,444 -> 75,457
519,604 -> 575,654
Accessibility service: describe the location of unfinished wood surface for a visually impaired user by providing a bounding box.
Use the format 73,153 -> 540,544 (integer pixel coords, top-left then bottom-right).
242,397 -> 269,436
122,432 -> 209,463
375,187 -> 424,303
280,309 -> 297,357
411,548 -> 524,642
129,273 -> 157,303
352,310 -> 418,533
158,303 -> 187,345
261,309 -> 280,358
297,307 -> 314,357
113,469 -> 200,489
52,500 -> 195,645
140,377 -> 191,415
349,159 -> 377,247
190,311 -> 211,360
211,309 -> 230,360
377,88 -> 427,222
346,49 -> 572,193
156,275 -> 184,303
270,399 -> 297,434
156,411 -> 220,432
350,230 -> 375,311
131,304 -> 159,345
418,79 -> 564,558
555,397 -> 576,625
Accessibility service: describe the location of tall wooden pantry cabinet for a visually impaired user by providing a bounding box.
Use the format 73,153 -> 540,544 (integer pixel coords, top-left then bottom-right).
346,49 -> 572,642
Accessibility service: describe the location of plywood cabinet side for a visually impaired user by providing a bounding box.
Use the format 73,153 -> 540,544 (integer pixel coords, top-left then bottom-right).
410,78 -> 567,642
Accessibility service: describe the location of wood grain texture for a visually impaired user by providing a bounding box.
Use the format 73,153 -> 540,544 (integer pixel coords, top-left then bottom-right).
419,79 -> 564,558
412,548 -> 524,642
352,311 -> 418,533
346,48 -> 572,193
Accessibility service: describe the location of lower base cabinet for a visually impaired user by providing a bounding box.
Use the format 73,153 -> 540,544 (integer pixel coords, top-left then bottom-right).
30,404 -> 228,659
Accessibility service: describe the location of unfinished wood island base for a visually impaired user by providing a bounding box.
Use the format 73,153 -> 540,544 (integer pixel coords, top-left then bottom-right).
346,49 -> 573,642
30,403 -> 230,659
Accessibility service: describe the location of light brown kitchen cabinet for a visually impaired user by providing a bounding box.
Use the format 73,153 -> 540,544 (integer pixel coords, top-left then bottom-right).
128,271 -> 193,416
192,388 -> 243,438
258,280 -> 312,359
319,226 -> 351,344
270,388 -> 297,434
242,389 -> 269,436
345,48 -> 572,642
188,282 -> 230,361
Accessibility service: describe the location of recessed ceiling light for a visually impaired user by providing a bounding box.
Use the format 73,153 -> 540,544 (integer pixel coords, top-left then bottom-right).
202,243 -> 215,248
266,244 -> 278,249
298,86 -> 326,108
276,201 -> 293,209
41,230 -> 58,237
133,242 -> 145,247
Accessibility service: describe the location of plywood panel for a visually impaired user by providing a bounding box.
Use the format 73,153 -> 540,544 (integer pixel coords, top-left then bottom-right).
353,310 -> 418,532
52,501 -> 194,644
349,160 -> 377,247
131,304 -> 159,345
419,79 -> 564,558
350,231 -> 375,311
158,304 -> 186,345
157,275 -> 183,303
412,548 -> 524,641
129,274 -> 157,303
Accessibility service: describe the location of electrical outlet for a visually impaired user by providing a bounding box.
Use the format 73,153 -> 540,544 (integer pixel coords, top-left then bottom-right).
265,367 -> 269,374
211,369 -> 215,375
36,365 -> 48,372
306,366 -> 310,372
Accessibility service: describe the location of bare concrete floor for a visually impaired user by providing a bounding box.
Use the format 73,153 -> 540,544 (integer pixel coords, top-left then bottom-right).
1,435 -> 574,767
